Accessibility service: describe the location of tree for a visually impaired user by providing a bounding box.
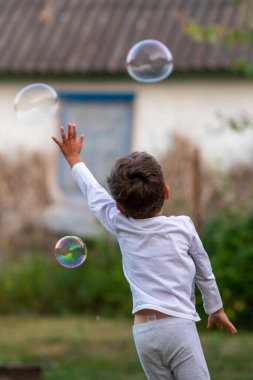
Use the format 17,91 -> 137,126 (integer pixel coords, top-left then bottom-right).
184,0 -> 253,131
185,0 -> 253,76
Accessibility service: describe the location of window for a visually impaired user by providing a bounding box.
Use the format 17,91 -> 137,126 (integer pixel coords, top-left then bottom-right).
58,92 -> 134,197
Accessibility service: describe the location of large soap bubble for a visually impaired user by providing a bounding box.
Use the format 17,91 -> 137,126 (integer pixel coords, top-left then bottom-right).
14,83 -> 58,124
54,236 -> 87,269
126,39 -> 173,83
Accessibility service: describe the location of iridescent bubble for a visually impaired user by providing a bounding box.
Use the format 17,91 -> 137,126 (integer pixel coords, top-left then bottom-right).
126,39 -> 173,83
14,83 -> 58,124
54,236 -> 87,268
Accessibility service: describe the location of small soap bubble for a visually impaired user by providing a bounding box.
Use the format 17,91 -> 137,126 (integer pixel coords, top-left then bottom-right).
54,236 -> 87,268
126,39 -> 173,83
14,83 -> 58,124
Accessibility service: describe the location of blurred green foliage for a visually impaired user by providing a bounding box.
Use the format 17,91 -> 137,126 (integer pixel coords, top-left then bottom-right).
0,237 -> 131,317
0,211 -> 253,329
199,211 -> 253,329
185,0 -> 253,77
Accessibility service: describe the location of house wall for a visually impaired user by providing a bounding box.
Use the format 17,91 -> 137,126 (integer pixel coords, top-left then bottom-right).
1,78 -> 253,236
1,78 -> 253,169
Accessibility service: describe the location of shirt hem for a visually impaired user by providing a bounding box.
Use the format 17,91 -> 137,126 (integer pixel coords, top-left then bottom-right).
132,304 -> 201,322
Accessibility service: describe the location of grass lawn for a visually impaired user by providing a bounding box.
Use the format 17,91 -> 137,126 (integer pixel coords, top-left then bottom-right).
0,316 -> 252,380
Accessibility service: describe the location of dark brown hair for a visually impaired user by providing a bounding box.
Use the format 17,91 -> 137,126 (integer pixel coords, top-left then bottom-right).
107,152 -> 165,219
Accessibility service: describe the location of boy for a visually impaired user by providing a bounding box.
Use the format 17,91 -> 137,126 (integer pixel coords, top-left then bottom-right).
52,123 -> 237,380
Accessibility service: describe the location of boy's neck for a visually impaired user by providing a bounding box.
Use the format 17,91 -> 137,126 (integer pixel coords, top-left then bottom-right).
153,208 -> 164,217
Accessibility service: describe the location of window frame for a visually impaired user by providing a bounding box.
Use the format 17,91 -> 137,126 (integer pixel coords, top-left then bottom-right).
57,91 -> 135,197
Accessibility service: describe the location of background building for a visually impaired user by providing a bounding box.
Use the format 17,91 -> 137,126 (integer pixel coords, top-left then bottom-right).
0,0 -> 252,235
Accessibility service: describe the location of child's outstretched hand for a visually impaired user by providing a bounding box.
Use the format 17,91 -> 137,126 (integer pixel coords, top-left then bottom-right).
207,308 -> 237,334
52,123 -> 84,167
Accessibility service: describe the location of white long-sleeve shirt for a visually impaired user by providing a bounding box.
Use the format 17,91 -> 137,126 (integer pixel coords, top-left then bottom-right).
72,162 -> 223,321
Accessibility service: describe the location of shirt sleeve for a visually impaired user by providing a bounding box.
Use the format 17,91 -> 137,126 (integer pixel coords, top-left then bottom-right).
186,217 -> 223,314
72,162 -> 119,236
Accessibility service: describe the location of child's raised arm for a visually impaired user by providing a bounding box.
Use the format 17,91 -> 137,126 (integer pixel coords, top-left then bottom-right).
52,123 -> 84,167
52,123 -> 119,236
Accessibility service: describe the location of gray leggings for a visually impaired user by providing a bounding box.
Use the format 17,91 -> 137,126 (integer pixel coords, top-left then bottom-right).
133,317 -> 210,380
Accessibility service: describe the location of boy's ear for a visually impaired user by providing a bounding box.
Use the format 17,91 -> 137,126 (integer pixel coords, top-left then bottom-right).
116,203 -> 126,215
164,184 -> 170,200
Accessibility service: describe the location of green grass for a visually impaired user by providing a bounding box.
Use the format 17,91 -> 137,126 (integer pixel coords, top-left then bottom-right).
0,316 -> 252,380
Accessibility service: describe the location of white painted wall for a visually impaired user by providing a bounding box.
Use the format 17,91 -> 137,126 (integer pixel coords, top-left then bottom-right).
133,79 -> 253,168
1,78 -> 252,235
1,78 -> 253,170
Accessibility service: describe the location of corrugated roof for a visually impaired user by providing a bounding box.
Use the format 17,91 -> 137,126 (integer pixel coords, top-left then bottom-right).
0,0 -> 252,75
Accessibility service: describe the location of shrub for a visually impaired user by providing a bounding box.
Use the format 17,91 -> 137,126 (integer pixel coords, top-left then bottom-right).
1,211 -> 252,330
199,211 -> 253,329
0,237 -> 132,317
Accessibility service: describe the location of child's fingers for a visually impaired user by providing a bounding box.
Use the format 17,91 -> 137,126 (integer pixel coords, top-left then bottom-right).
52,136 -> 62,147
72,124 -> 77,140
207,320 -> 213,329
208,312 -> 237,334
77,134 -> 84,154
221,314 -> 238,334
217,323 -> 223,331
224,320 -> 237,334
60,126 -> 67,141
78,134 -> 84,146
68,123 -> 75,139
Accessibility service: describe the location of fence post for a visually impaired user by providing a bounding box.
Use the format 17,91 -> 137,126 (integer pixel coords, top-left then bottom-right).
192,148 -> 203,233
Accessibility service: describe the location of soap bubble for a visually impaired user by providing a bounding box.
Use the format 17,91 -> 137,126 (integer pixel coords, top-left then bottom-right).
54,236 -> 87,268
14,83 -> 58,124
126,39 -> 173,83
